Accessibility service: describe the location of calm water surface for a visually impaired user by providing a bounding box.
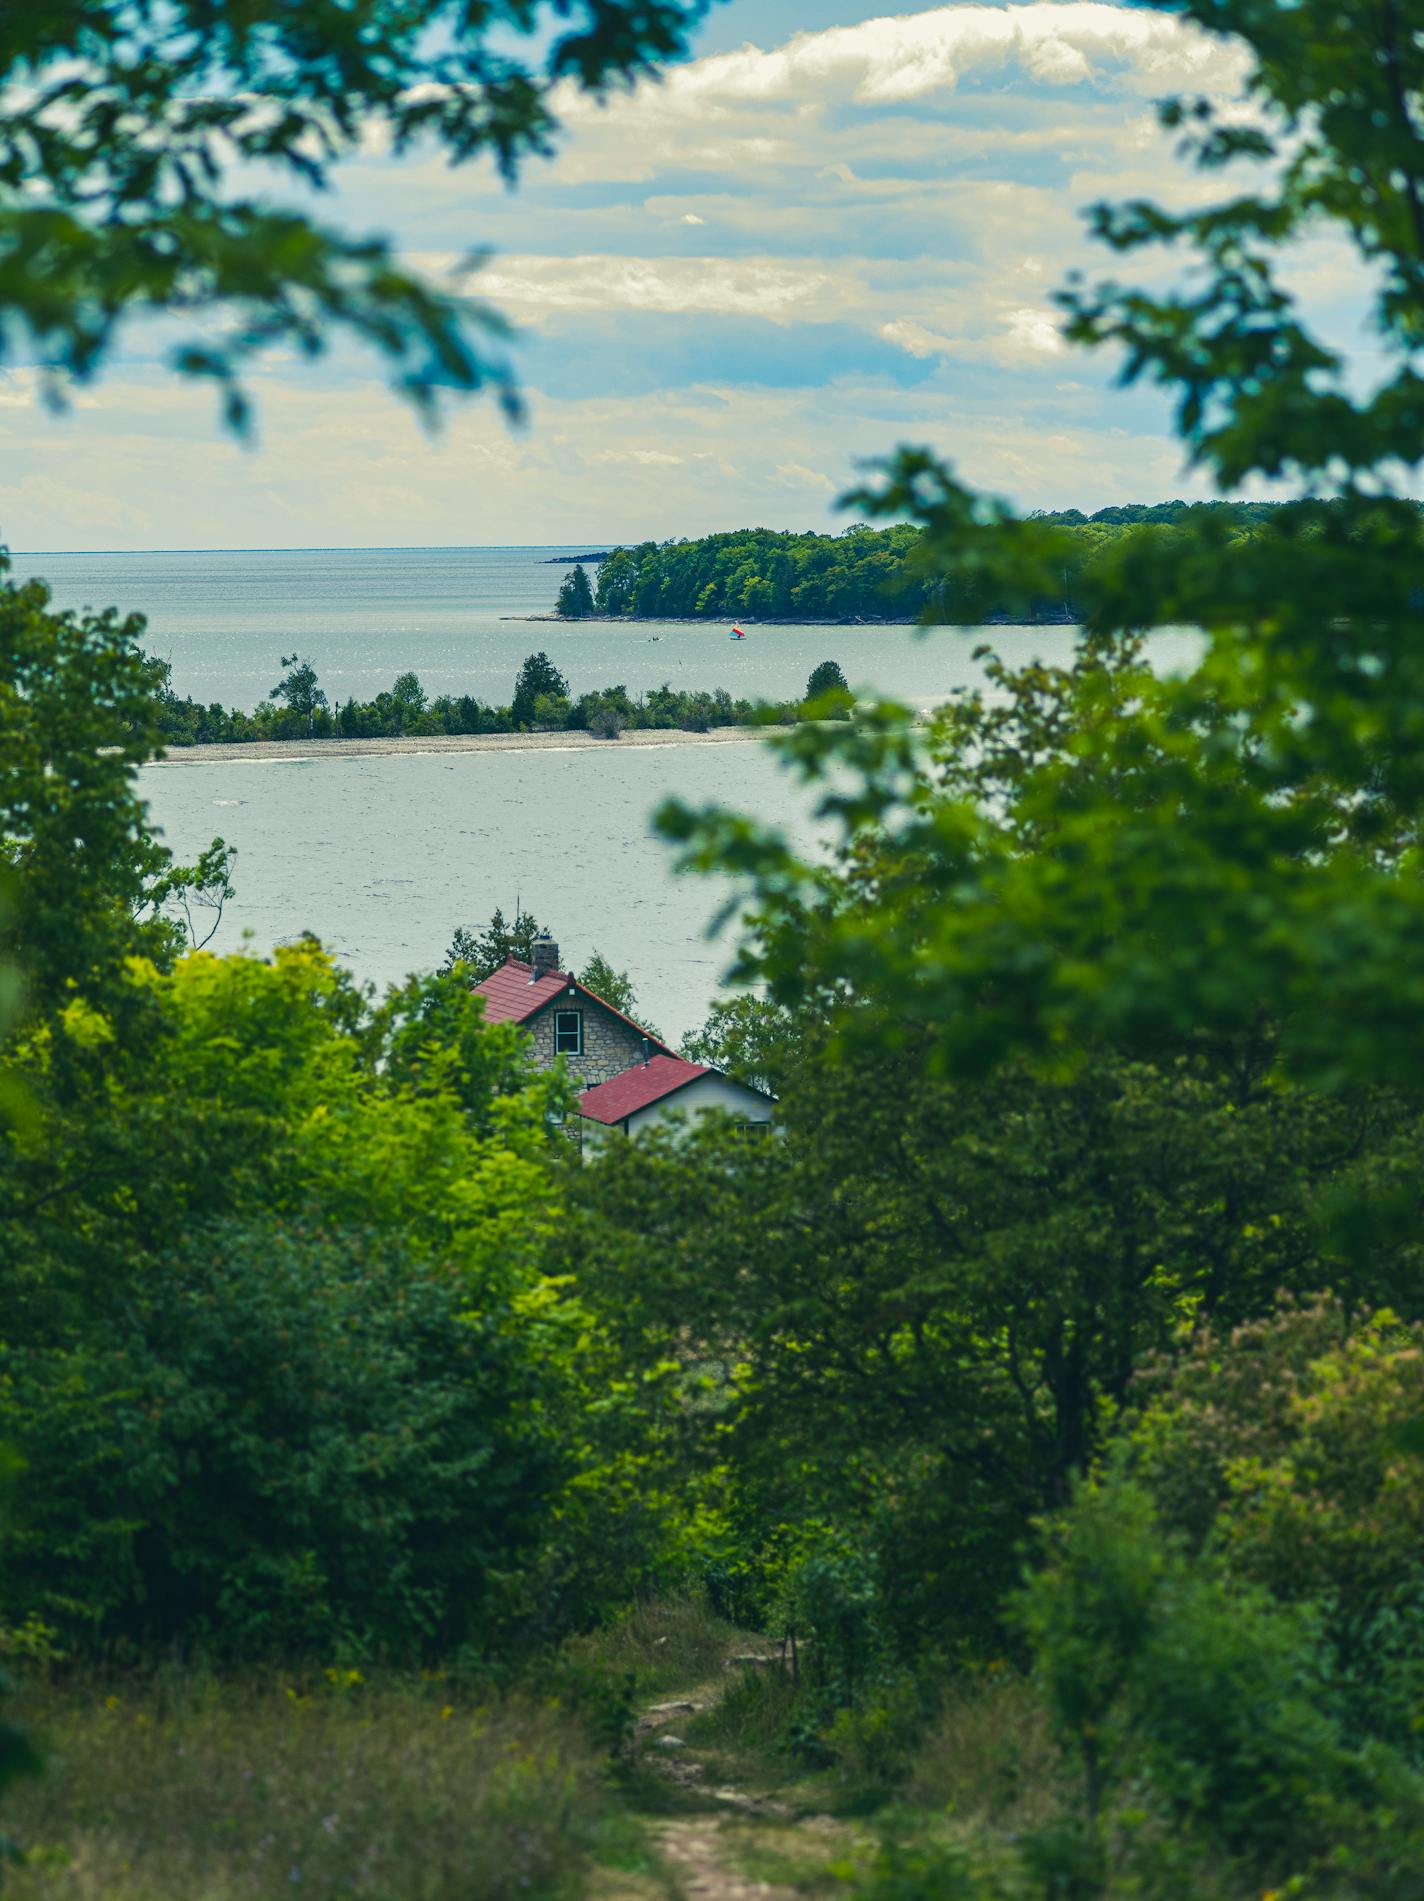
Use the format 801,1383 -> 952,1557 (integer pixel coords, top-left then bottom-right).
141,741 -> 817,1038
13,543 -> 1110,710
9,547 -> 1199,1034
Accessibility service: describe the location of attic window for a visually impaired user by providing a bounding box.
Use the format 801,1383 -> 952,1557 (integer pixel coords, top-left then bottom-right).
554,1009 -> 582,1055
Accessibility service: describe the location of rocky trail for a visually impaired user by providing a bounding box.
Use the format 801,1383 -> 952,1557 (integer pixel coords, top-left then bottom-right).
602,1647 -> 858,1901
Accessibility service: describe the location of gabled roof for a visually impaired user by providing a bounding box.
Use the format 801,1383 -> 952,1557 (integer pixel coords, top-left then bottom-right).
578,1054 -> 713,1125
472,958 -> 571,1026
471,958 -> 676,1051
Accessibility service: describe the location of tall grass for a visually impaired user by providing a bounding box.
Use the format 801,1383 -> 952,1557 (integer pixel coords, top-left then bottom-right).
560,1597 -> 737,1696
8,1675 -> 615,1901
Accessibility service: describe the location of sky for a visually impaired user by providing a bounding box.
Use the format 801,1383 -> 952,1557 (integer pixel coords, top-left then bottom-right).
0,1 -> 1359,550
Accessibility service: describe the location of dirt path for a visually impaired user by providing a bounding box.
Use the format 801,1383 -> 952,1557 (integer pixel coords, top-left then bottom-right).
626,1659 -> 851,1901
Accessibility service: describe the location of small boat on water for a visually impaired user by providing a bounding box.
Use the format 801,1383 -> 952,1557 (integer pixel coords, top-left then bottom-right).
729,624 -> 746,639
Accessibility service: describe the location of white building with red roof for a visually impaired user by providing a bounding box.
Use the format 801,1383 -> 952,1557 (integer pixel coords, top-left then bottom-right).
471,931 -> 775,1142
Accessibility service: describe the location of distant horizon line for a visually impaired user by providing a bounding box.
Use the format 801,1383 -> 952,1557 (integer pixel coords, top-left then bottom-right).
6,543 -> 615,556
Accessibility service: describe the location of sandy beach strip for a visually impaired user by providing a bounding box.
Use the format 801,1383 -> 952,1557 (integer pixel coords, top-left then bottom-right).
147,725 -> 794,767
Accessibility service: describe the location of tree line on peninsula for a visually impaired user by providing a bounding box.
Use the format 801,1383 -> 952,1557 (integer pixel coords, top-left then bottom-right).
149,649 -> 850,746
10,0 -> 1424,1896
553,500 -> 1335,623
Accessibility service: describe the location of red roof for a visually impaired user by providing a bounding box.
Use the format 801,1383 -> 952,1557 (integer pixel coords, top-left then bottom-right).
472,958 -> 571,1025
578,1054 -> 711,1125
471,958 -> 676,1051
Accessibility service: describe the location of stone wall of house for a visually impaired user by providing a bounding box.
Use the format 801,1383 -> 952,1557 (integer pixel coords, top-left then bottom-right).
524,995 -> 648,1088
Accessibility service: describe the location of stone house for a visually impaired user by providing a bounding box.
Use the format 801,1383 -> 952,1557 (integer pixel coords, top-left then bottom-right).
471,932 -> 675,1089
471,931 -> 776,1138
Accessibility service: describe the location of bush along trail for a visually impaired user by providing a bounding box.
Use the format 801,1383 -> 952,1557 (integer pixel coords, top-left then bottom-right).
601,1617 -> 870,1901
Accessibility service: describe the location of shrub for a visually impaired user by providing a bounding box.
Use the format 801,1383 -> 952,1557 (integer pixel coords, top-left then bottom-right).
1021,1470 -> 1424,1888
0,1220 -> 567,1659
1126,1297 -> 1424,1620
7,1677 -> 611,1901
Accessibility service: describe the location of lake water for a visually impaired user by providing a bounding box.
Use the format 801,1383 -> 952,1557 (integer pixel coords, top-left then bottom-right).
11,543 -> 1092,712
10,546 -> 1199,1036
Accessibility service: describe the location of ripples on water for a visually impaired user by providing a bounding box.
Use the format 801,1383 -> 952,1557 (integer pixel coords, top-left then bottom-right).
12,546 -> 1199,1032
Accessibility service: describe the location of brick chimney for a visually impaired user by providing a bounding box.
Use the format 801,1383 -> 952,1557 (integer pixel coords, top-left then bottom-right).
530,931 -> 559,982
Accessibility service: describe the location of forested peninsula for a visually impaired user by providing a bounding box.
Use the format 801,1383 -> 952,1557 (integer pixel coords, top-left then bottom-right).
553,500 -> 1334,622
150,649 -> 839,748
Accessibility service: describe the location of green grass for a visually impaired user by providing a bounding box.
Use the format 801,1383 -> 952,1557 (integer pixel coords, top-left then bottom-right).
562,1597 -> 740,1698
7,1673 -> 622,1901
906,1670 -> 1066,1831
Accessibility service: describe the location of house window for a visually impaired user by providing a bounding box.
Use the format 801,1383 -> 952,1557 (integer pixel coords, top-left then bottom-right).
554,1010 -> 583,1056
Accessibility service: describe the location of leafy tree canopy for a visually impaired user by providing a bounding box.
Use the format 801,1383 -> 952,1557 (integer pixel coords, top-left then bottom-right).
578,951 -> 660,1040
0,561 -> 234,1018
659,0 -> 1424,1116
0,0 -> 709,429
269,653 -> 328,733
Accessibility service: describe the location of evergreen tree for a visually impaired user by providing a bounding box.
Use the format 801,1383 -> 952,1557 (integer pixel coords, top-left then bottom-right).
512,653 -> 570,728
556,565 -> 596,619
442,907 -> 548,980
805,660 -> 849,701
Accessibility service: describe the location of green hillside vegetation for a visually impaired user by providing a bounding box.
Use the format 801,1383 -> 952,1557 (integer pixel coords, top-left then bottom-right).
559,500 -> 1370,622
9,2 -> 1424,1898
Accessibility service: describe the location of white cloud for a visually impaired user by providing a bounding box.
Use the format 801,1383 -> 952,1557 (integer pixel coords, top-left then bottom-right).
474,254 -> 856,323
773,461 -> 838,492
574,2 -> 1245,115
4,1 -> 1303,549
1003,305 -> 1064,357
590,447 -> 685,466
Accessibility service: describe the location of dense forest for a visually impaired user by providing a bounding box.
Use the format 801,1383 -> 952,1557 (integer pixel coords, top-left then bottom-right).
7,3 -> 1424,1900
554,501 -> 1328,622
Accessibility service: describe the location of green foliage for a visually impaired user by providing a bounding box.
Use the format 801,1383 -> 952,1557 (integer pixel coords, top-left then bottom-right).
0,560 -> 232,1014
576,952 -> 660,1040
0,0 -> 707,429
556,564 -> 596,619
268,654 -> 328,735
512,653 -> 571,730
1119,1297 -> 1424,1760
806,659 -> 851,702
1126,1298 -> 1424,1609
1,1219 -> 569,1657
441,907 -> 548,980
584,524 -> 929,622
566,1021 -> 1415,1717
0,932 -> 684,1660
7,1677 -> 616,1901
0,1457 -> 42,1887
678,996 -> 794,1094
594,549 -> 638,616
578,953 -> 636,1016
152,659 -> 800,746
577,509 -> 1329,624
847,1830 -> 1024,1901
1021,1473 -> 1424,1890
